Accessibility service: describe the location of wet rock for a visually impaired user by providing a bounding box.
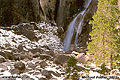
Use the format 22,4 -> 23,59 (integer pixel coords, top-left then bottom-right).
54,54 -> 70,65
14,61 -> 25,70
41,70 -> 52,79
39,61 -> 48,68
10,68 -> 20,75
0,55 -> 6,63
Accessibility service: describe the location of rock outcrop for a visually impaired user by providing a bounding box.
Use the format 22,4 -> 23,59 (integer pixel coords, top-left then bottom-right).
40,0 -> 56,21
54,54 -> 70,65
0,0 -> 41,26
56,0 -> 85,31
75,0 -> 98,47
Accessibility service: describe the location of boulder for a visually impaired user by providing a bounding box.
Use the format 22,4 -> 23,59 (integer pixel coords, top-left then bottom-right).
1,51 -> 14,60
13,53 -> 21,61
10,68 -> 20,75
73,53 -> 92,63
41,70 -> 52,79
27,62 -> 37,69
46,50 -> 55,57
39,61 -> 48,68
14,61 -> 25,70
39,54 -> 51,60
54,54 -> 70,65
13,23 -> 37,41
76,54 -> 85,63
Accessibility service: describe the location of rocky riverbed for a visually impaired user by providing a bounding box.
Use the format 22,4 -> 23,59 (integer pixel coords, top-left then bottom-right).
0,22 -> 120,80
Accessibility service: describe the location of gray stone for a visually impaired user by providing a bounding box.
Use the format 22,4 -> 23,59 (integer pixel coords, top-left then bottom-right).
54,54 -> 70,65
27,62 -> 36,69
14,61 -> 25,70
41,70 -> 52,79
39,61 -> 48,68
13,23 -> 37,41
10,68 -> 20,75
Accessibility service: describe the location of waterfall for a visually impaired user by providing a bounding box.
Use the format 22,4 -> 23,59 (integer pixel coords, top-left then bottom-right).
63,0 -> 92,51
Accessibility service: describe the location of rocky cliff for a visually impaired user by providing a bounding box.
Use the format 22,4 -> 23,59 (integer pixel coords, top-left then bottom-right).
75,0 -> 98,47
0,0 -> 41,26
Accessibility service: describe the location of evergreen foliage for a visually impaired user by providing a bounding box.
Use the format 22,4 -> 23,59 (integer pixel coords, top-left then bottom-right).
100,63 -> 110,75
87,0 -> 120,70
65,56 -> 79,80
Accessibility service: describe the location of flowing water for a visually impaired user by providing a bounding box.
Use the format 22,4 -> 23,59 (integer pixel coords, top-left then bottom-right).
63,0 -> 92,51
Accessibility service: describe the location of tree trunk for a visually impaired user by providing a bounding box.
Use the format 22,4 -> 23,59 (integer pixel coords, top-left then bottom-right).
110,54 -> 113,70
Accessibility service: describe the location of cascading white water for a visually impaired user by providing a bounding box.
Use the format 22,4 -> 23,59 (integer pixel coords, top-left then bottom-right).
63,0 -> 92,51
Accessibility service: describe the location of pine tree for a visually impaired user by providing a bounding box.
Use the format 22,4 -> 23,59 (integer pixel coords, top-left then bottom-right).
87,0 -> 120,70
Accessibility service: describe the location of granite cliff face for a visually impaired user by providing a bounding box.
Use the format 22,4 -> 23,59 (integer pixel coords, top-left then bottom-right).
40,0 -> 56,21
0,0 -> 41,26
74,0 -> 98,48
61,0 -> 98,50
56,0 -> 85,31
